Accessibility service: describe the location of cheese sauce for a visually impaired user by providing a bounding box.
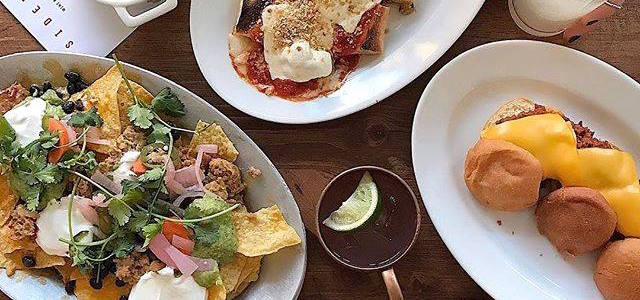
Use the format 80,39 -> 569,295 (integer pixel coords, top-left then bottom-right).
482,113 -> 640,237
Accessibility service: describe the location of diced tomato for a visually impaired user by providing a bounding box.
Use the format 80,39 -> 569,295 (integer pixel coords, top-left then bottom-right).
132,158 -> 147,175
47,118 -> 70,163
162,221 -> 192,241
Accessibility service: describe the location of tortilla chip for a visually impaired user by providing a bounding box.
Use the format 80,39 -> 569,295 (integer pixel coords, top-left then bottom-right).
83,66 -> 123,139
117,80 -> 153,127
190,121 -> 239,162
208,283 -> 227,300
75,274 -> 131,300
0,175 -> 17,226
54,260 -> 84,283
229,257 -> 261,299
5,248 -> 65,272
232,205 -> 301,257
220,254 -> 247,293
0,226 -> 37,254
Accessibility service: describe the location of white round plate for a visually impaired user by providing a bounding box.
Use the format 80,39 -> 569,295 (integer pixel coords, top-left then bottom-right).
190,0 -> 485,124
0,52 -> 306,300
412,40 -> 640,300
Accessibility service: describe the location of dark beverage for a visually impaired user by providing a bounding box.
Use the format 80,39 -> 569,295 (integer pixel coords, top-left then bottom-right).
318,168 -> 419,270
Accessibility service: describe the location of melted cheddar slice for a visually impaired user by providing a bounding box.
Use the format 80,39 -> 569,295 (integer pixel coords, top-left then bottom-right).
481,113 -> 640,237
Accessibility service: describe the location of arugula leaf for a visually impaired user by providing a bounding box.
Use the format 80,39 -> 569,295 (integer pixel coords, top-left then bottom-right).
147,123 -> 171,144
138,168 -> 163,182
68,107 -> 103,128
151,87 -> 185,117
128,104 -> 154,129
108,198 -> 131,226
193,263 -> 222,288
142,222 -> 162,247
186,193 -> 237,263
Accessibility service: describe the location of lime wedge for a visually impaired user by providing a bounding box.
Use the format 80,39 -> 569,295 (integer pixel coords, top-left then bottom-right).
323,171 -> 380,231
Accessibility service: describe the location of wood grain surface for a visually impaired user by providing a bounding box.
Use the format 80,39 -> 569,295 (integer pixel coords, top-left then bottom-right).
0,0 -> 639,299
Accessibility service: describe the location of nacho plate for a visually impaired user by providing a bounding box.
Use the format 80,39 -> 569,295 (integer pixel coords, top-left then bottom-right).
0,52 -> 306,300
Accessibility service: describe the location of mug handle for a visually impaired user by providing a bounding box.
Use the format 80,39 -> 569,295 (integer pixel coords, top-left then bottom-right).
114,0 -> 178,27
563,0 -> 624,43
381,268 -> 404,300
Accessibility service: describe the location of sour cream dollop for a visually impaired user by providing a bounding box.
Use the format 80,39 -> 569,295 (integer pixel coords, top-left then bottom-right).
129,267 -> 207,300
36,196 -> 94,257
4,97 -> 46,147
110,150 -> 140,185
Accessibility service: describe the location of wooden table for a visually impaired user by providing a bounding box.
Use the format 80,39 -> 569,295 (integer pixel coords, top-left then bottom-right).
0,0 -> 638,299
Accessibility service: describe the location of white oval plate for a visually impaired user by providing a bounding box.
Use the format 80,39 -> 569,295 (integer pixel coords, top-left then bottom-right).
0,52 -> 306,300
412,40 -> 640,300
190,0 -> 485,124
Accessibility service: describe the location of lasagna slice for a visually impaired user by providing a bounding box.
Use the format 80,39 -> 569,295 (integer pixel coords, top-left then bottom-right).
229,0 -> 412,101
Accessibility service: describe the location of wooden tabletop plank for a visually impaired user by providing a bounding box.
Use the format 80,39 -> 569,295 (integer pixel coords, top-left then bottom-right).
0,0 -> 638,299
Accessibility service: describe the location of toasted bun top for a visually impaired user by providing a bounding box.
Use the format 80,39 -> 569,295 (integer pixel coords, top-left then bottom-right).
594,238 -> 640,300
464,139 -> 543,211
483,98 -> 564,130
535,187 -> 616,256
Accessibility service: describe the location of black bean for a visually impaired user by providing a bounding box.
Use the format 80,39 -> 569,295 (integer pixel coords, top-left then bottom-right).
21,255 -> 36,267
64,71 -> 80,83
76,81 -> 89,91
62,101 -> 76,114
75,100 -> 85,111
119,295 -> 128,300
115,278 -> 126,287
29,85 -> 41,97
67,82 -> 77,94
42,81 -> 53,92
64,280 -> 76,295
56,90 -> 65,99
89,277 -> 103,290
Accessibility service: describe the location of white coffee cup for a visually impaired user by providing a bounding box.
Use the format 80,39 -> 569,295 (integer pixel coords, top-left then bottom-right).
95,0 -> 178,27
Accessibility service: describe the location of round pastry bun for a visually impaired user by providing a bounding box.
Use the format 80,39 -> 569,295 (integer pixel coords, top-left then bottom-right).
536,187 -> 616,256
483,98 -> 563,130
464,139 -> 543,211
594,238 -> 640,300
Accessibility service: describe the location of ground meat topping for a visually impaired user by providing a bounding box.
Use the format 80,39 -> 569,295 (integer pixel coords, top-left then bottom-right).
114,252 -> 165,285
76,179 -> 93,199
572,121 -> 615,149
248,166 -> 262,178
6,205 -> 38,241
494,104 -> 613,150
204,158 -> 244,198
0,83 -> 29,114
99,126 -> 146,172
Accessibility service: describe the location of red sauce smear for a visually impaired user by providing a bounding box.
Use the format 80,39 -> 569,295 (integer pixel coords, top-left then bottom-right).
332,6 -> 381,57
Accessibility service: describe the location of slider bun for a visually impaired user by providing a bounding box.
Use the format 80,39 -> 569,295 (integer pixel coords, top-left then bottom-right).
594,238 -> 640,300
483,97 -> 563,130
536,187 -> 616,256
464,139 -> 543,211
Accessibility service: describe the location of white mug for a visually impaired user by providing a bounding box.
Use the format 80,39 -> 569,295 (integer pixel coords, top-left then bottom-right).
95,0 -> 178,27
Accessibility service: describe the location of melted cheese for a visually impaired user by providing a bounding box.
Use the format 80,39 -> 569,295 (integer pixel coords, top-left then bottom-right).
262,4 -> 333,82
318,0 -> 381,33
482,113 -> 640,237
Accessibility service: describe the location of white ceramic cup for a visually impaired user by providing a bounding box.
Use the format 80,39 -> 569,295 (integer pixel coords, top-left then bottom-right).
95,0 -> 178,27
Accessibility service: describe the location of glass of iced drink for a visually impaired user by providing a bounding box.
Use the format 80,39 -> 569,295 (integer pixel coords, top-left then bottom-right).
509,0 -> 623,42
